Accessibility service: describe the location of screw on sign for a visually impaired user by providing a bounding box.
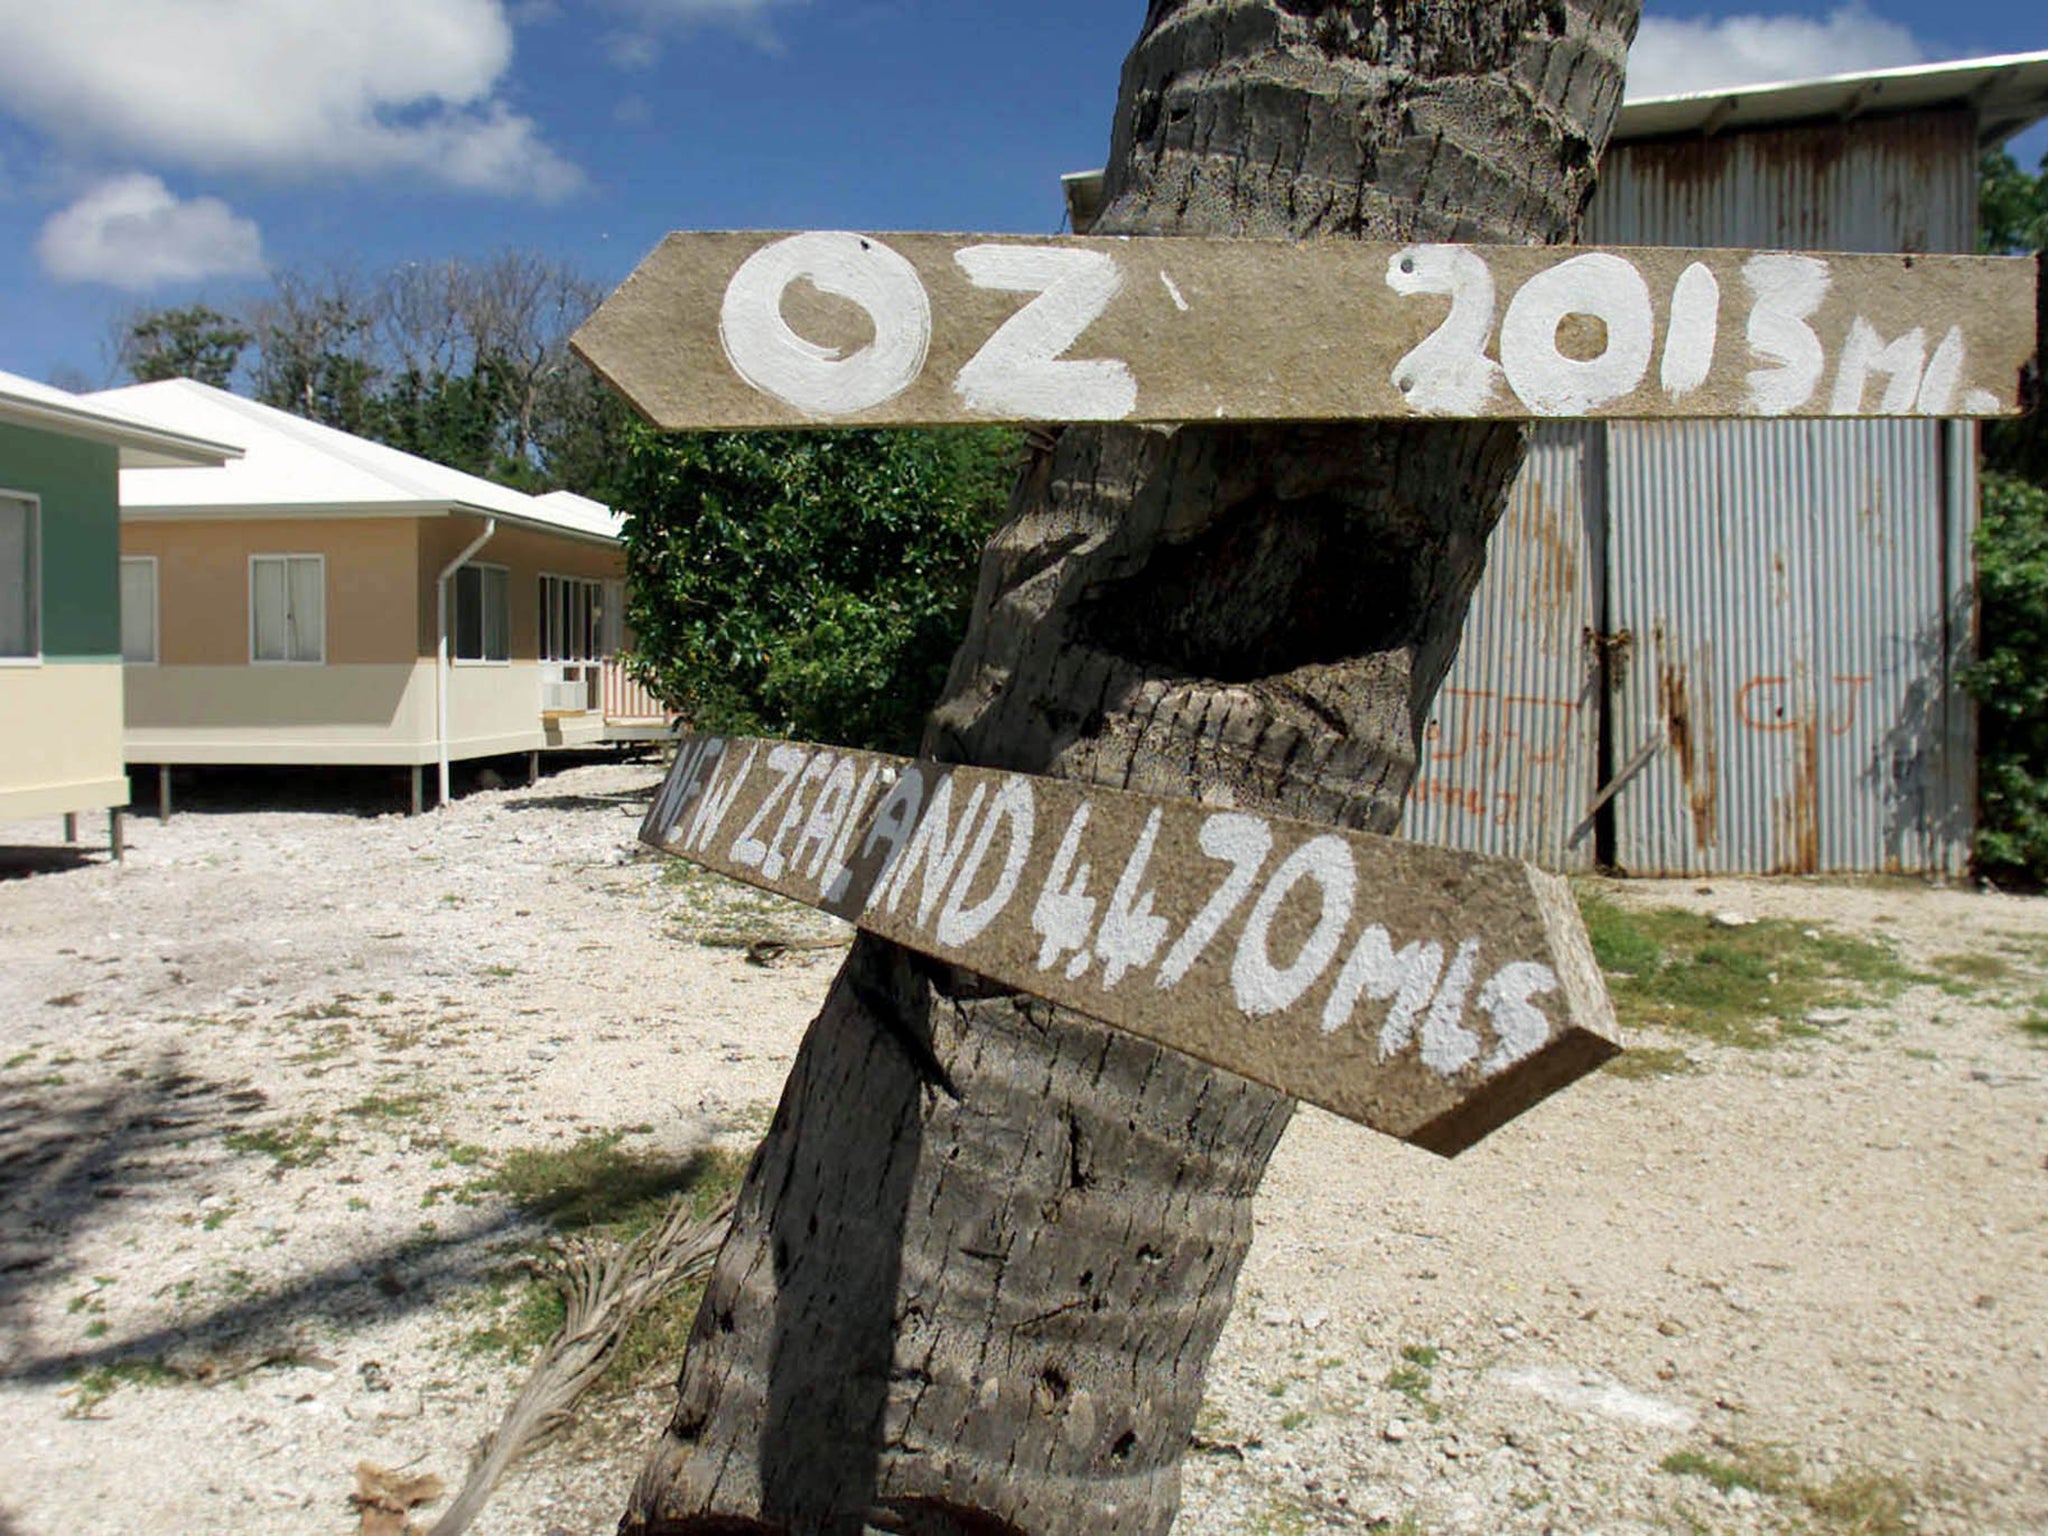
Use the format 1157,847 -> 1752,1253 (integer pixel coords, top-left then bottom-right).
586,9 -> 2042,1535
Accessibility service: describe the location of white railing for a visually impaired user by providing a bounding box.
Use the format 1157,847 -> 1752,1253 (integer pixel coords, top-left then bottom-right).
600,657 -> 674,722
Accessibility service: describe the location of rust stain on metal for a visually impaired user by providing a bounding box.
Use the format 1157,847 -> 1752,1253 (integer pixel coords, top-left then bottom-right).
1511,492 -> 1580,642
1775,715 -> 1822,875
1659,636 -> 1719,851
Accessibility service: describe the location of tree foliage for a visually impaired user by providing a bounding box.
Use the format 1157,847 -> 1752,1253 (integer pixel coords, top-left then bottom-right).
1971,148 -> 2048,880
115,257 -> 625,496
1966,473 -> 2048,882
118,304 -> 252,388
615,425 -> 1016,753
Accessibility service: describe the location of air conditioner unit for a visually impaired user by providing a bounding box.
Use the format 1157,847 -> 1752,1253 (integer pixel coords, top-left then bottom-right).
541,679 -> 587,712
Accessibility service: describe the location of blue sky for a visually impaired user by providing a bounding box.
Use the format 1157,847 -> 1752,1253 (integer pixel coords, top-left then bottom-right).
0,0 -> 2042,390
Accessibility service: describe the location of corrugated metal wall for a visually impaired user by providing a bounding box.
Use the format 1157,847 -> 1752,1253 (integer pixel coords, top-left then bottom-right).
1402,108 -> 1980,875
1405,426 -> 1602,867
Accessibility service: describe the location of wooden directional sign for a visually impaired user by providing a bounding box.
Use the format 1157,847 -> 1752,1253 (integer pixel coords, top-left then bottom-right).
642,733 -> 1620,1157
573,231 -> 2038,429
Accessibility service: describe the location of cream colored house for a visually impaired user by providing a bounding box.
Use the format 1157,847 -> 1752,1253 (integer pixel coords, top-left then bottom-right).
0,371 -> 237,844
89,380 -> 670,811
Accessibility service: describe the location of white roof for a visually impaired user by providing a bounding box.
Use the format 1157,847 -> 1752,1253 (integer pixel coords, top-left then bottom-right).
1619,49 -> 2048,149
0,368 -> 240,469
87,378 -> 622,543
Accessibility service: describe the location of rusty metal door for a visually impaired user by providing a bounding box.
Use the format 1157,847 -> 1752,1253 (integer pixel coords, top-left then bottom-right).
1604,418 -> 1962,876
1401,425 -> 1604,869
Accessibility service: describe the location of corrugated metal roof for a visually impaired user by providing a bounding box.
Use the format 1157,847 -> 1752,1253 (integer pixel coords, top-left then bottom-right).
0,368 -> 240,470
1061,49 -> 2048,231
87,379 -> 622,543
1619,49 -> 2048,150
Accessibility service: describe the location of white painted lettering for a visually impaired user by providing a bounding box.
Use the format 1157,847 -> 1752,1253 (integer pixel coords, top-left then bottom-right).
1156,813 -> 1273,988
1477,961 -> 1559,1075
935,777 -> 1036,947
1386,245 -> 1503,416
952,244 -> 1136,420
730,743 -> 810,868
1829,318 -> 1927,415
1230,836 -> 1356,1018
1499,252 -> 1654,415
761,750 -> 834,879
1094,808 -> 1169,989
1660,261 -> 1719,400
857,767 -> 927,910
1914,326 -> 1966,415
822,762 -> 893,903
1419,938 -> 1483,1076
683,743 -> 757,852
1031,801 -> 1098,977
1326,925 -> 1445,1045
719,231 -> 932,417
876,775 -> 988,928
1742,254 -> 1832,415
792,756 -> 858,884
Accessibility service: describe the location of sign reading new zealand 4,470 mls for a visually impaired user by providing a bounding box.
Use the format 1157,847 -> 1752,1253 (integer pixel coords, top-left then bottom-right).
642,734 -> 1619,1157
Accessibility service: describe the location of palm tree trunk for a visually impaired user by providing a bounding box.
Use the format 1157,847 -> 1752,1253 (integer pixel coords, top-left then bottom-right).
623,2 -> 1640,1531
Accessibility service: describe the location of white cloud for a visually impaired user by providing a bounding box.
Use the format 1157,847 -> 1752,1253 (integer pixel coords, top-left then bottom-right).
1626,5 -> 1927,100
598,0 -> 800,68
0,0 -> 578,199
37,174 -> 265,290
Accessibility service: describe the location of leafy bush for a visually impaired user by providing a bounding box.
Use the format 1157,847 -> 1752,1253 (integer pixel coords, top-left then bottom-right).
616,424 -> 1015,754
1966,472 -> 2048,882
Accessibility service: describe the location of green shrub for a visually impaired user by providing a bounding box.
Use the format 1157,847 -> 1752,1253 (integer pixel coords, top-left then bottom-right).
1966,472 -> 2048,883
617,424 -> 1015,755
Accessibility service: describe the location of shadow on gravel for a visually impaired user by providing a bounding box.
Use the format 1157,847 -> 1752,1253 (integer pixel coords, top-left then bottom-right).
503,789 -> 660,816
0,1057 -> 266,1348
6,1111 -> 733,1390
0,846 -> 104,881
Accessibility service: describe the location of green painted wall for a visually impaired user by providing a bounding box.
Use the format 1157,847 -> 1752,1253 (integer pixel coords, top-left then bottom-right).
0,419 -> 120,661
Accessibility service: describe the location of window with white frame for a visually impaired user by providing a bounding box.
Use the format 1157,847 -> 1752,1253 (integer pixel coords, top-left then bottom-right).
1,494 -> 39,660
250,554 -> 324,663
453,563 -> 509,662
121,556 -> 158,664
539,574 -> 610,663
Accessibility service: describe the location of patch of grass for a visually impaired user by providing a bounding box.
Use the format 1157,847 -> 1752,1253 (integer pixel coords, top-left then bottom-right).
64,1358 -> 181,1417
3,1048 -> 38,1070
1383,1342 -> 1442,1421
45,992 -> 83,1007
1602,1044 -> 1698,1079
1277,1409 -> 1310,1431
461,1133 -> 751,1391
1801,1467 -> 1915,1535
342,1091 -> 437,1122
1660,1445 -> 1788,1496
224,1116 -> 334,1169
462,1274 -> 569,1362
1926,952 -> 2015,984
484,1132 -> 747,1235
1578,895 -> 1916,1050
288,996 -> 361,1022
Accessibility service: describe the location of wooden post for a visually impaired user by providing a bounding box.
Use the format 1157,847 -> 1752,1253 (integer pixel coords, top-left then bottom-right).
157,765 -> 172,824
108,808 -> 124,864
409,765 -> 424,817
62,812 -> 77,845
528,749 -> 540,786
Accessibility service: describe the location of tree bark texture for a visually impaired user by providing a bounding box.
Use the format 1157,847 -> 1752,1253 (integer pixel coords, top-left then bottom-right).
623,3 -> 1640,1532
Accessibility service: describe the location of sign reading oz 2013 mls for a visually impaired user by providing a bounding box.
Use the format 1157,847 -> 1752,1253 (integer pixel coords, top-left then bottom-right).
643,734 -> 1620,1157
572,231 -> 2039,429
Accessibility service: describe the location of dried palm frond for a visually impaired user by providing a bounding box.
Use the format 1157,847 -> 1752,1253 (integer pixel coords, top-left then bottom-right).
424,1194 -> 732,1536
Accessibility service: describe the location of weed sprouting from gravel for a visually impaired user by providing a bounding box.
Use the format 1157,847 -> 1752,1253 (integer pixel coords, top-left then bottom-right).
1578,896 -> 1917,1050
